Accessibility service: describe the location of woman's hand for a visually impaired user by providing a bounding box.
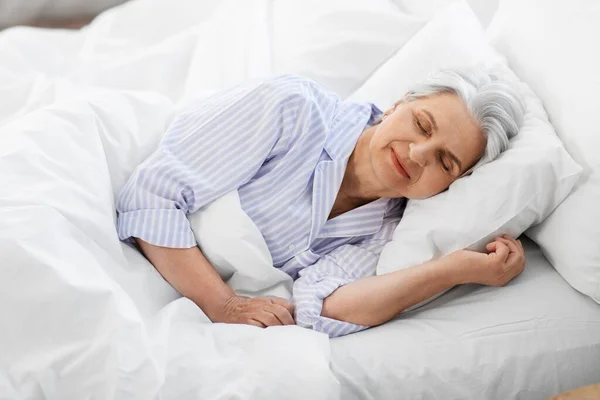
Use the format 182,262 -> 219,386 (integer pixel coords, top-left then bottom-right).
135,238 -> 295,329
451,234 -> 526,286
213,295 -> 296,327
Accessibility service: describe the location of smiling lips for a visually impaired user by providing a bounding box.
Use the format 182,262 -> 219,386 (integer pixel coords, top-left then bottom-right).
391,149 -> 411,179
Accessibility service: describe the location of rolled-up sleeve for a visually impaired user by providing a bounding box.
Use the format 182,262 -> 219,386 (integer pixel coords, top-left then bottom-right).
293,219 -> 399,337
116,75 -> 317,248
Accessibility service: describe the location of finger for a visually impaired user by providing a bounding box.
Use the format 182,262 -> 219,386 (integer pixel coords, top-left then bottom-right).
267,296 -> 290,305
256,296 -> 287,306
503,234 -> 523,250
516,240 -> 526,267
494,241 -> 510,262
501,234 -> 518,242
248,319 -> 266,328
498,239 -> 520,263
267,304 -> 295,325
253,297 -> 275,304
252,297 -> 294,315
505,235 -> 525,256
497,236 -> 519,254
516,239 -> 524,253
268,297 -> 295,315
486,242 -> 497,252
255,311 -> 283,327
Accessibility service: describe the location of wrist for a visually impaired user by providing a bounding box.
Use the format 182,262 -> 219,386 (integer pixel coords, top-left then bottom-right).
192,289 -> 237,322
438,251 -> 474,286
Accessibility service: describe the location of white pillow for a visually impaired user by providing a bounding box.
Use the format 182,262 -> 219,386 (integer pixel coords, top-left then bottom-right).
348,1 -> 581,296
348,1 -> 502,106
487,0 -> 600,303
271,0 -> 425,98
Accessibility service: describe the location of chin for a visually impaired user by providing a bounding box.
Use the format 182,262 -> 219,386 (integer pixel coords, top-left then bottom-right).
407,188 -> 445,200
405,193 -> 429,200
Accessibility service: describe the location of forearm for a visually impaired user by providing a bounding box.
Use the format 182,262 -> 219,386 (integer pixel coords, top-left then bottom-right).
135,238 -> 234,320
321,254 -> 464,327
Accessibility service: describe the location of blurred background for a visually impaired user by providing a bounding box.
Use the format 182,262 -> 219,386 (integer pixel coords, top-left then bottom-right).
0,0 -> 127,29
0,0 -> 498,30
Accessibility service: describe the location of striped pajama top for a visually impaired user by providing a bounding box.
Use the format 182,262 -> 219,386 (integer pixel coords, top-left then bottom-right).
116,74 -> 406,337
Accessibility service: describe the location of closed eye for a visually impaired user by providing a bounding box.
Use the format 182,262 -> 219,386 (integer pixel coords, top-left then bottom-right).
415,115 -> 429,136
440,152 -> 462,176
439,154 -> 451,173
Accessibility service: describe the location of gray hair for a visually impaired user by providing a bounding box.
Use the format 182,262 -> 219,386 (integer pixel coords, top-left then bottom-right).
392,67 -> 526,175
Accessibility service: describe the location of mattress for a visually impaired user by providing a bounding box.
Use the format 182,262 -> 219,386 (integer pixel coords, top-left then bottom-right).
330,237 -> 600,399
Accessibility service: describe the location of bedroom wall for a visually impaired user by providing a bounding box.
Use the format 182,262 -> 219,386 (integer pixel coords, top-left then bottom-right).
0,0 -> 127,29
0,0 -> 499,30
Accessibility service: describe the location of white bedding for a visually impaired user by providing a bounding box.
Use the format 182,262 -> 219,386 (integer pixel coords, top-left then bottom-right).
0,90 -> 338,399
1,0 -> 599,399
330,237 -> 600,399
0,2 -> 339,399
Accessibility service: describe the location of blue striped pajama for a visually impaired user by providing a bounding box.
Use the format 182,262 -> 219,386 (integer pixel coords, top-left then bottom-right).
116,74 -> 405,337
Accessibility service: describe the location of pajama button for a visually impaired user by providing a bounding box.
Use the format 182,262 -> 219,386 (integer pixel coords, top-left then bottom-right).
288,244 -> 296,251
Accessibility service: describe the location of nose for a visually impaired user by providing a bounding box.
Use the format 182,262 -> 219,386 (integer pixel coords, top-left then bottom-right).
408,141 -> 435,167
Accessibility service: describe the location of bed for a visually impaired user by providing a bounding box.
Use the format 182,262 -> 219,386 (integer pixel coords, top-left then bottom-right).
1,0 -> 599,399
331,237 -> 600,399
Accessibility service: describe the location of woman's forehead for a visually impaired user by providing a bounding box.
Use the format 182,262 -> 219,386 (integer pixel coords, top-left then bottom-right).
414,93 -> 485,163
414,93 -> 468,119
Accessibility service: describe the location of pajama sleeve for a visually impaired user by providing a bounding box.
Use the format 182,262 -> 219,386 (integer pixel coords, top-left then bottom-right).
116,74 -> 332,248
292,219 -> 399,337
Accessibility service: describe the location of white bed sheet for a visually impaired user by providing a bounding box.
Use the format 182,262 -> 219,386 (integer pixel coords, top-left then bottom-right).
330,237 -> 600,399
1,0 -> 599,399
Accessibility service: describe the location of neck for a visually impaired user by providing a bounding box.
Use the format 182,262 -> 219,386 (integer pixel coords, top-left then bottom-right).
337,126 -> 382,207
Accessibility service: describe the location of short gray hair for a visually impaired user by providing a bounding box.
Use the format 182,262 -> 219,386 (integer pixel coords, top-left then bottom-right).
398,67 -> 526,175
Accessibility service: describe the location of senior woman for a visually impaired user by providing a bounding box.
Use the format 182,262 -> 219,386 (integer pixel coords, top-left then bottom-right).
116,69 -> 526,337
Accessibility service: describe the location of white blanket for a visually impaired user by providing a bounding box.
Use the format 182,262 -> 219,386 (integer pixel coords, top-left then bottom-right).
0,1 -> 345,398
0,87 -> 339,400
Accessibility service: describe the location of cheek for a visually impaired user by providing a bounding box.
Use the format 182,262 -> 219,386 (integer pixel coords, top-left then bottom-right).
376,115 -> 412,145
413,170 -> 454,198
372,124 -> 394,146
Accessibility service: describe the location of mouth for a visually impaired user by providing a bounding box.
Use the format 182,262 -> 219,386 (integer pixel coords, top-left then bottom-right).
390,149 -> 411,179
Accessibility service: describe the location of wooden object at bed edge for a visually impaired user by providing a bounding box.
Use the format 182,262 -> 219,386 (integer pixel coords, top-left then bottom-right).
28,16 -> 95,29
549,384 -> 600,400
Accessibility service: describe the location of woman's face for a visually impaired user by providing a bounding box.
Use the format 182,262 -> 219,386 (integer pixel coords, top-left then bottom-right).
369,92 -> 486,199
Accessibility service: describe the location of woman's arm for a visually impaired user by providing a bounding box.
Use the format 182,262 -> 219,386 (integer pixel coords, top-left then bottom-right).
116,76 -> 331,327
321,235 -> 525,327
136,238 -> 234,319
321,253 -> 460,326
116,75 -> 318,249
136,238 -> 295,326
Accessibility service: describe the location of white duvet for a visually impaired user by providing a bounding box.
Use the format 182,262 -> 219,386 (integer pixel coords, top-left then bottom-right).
3,1 -> 599,399
0,81 -> 340,400
0,1 -> 342,398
